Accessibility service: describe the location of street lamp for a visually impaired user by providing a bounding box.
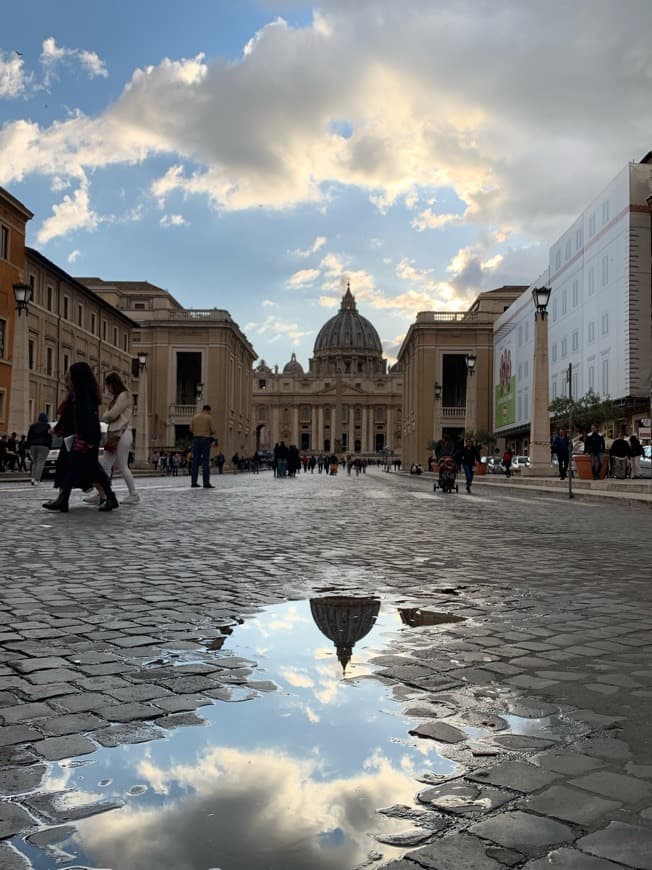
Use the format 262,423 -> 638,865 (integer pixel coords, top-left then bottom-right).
434,382 -> 442,400
134,351 -> 150,467
464,351 -> 478,437
7,282 -> 32,437
529,284 -> 552,473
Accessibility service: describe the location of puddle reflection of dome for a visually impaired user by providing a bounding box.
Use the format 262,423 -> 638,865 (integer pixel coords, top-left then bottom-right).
310,596 -> 380,673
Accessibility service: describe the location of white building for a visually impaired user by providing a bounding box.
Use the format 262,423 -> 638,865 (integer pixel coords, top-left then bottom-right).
494,156 -> 652,448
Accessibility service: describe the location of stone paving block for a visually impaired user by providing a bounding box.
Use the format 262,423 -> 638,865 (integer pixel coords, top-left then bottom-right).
572,736 -> 632,759
156,712 -> 207,729
52,692 -> 116,714
418,781 -> 516,815
18,682 -> 78,701
0,764 -> 47,795
92,722 -> 165,747
0,800 -> 35,838
404,831 -> 504,869
0,702 -> 54,725
32,734 -> 97,761
569,770 -> 652,803
578,821 -> 652,868
409,721 -> 466,743
533,750 -> 605,775
468,761 -> 561,793
22,791 -> 122,823
524,847 -> 626,868
156,676 -> 223,694
110,635 -> 162,648
470,810 -> 574,853
95,702 -> 158,722
505,674 -> 558,690
75,676 -> 132,692
25,668 -> 80,685
585,683 -> 620,695
150,694 -> 213,713
35,712 -> 107,737
9,657 -> 72,674
105,684 -> 174,703
0,724 -> 40,746
520,784 -> 621,825
0,841 -> 31,870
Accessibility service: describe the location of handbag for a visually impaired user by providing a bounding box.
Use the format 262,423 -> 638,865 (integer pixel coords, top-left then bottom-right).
104,430 -> 122,453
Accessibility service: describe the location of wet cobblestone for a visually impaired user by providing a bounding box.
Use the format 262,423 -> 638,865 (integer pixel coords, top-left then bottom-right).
1,469 -> 652,868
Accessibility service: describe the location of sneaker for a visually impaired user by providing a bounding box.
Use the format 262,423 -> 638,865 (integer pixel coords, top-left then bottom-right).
122,493 -> 140,505
203,483 -> 215,489
83,493 -> 101,505
190,483 -> 200,488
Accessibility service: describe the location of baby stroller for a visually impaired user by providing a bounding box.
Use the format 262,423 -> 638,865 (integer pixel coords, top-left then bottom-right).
433,456 -> 459,493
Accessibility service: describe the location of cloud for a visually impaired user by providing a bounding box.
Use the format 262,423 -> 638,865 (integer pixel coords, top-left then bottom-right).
286,268 -> 320,288
160,213 -> 189,227
247,314 -> 313,346
67,249 -> 81,263
37,182 -> 99,243
0,51 -> 31,98
291,236 -> 327,257
41,37 -> 108,86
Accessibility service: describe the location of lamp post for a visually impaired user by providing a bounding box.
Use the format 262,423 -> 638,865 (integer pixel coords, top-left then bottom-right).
529,285 -> 552,473
7,282 -> 32,438
464,352 -> 477,438
432,381 -> 442,456
195,381 -> 204,411
134,351 -> 149,467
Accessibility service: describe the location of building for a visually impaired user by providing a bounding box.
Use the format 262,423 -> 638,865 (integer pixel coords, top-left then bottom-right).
494,156 -> 652,448
0,188 -> 33,435
253,286 -> 402,456
397,287 -> 526,465
78,277 -> 256,461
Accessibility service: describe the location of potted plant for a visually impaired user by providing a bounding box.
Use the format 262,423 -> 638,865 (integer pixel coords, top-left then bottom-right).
548,390 -> 616,480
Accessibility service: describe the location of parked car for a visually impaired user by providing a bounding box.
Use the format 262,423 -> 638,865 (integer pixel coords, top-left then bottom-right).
641,445 -> 651,478
486,457 -> 504,474
512,455 -> 531,471
42,422 -> 108,479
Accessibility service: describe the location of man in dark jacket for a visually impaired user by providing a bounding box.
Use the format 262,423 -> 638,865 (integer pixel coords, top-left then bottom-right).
552,427 -> 570,480
26,412 -> 52,484
460,439 -> 481,494
584,423 -> 606,480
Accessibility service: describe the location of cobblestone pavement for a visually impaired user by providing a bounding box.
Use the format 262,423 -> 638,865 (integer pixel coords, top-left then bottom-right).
1,468 -> 652,869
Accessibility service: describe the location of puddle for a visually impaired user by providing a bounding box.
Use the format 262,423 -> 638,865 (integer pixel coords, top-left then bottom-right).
13,599 -> 458,870
501,713 -> 588,741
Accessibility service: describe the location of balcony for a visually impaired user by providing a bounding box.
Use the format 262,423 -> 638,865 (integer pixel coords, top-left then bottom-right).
441,406 -> 466,418
169,404 -> 196,418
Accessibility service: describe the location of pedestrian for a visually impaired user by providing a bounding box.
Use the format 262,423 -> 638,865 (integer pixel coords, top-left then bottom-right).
43,362 -> 119,512
629,434 -> 645,478
6,432 -> 18,471
275,442 -> 288,477
190,404 -> 217,488
551,427 -> 570,480
0,435 -> 7,471
17,435 -> 28,472
609,431 -> 631,480
502,446 -> 513,477
87,372 -> 140,506
216,451 -> 225,474
460,438 -> 480,493
26,412 -> 52,484
584,423 -> 606,480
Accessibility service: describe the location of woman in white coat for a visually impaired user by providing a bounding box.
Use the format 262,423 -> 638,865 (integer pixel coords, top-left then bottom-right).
86,371 -> 139,505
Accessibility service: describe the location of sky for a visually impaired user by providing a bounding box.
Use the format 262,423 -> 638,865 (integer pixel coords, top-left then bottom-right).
1,0 -> 651,368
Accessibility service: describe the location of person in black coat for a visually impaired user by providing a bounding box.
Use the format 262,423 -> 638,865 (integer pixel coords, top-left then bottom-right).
43,362 -> 119,513
26,412 -> 52,484
551,427 -> 570,480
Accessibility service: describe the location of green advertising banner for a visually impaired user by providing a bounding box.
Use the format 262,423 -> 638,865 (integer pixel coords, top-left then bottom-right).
495,375 -> 516,428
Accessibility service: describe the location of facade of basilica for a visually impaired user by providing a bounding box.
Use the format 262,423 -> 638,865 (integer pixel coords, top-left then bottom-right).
253,286 -> 402,458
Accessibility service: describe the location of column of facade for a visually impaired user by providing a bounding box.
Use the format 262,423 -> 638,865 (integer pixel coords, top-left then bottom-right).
271,404 -> 280,445
317,406 -> 324,453
361,407 -> 369,454
311,406 -> 317,452
292,406 -> 299,446
348,408 -> 355,453
386,405 -> 392,453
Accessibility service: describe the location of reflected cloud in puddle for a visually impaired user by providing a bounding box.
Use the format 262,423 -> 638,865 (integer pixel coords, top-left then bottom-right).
17,598 -> 456,870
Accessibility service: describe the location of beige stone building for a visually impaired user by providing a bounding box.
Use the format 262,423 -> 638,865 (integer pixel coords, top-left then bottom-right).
253,287 -> 402,457
78,277 -> 256,461
22,249 -> 136,427
397,286 -> 526,465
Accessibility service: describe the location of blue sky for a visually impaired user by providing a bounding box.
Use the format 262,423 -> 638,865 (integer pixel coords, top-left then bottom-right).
2,0 -> 651,366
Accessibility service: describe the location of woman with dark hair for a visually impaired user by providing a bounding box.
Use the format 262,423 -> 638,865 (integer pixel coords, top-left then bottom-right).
85,371 -> 139,505
26,412 -> 52,484
43,362 -> 119,512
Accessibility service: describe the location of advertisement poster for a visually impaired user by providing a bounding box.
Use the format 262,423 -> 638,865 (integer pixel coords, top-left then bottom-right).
495,341 -> 516,428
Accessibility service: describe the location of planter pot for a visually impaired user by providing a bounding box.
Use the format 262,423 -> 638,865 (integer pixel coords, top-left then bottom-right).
574,454 -> 607,480
475,462 -> 488,475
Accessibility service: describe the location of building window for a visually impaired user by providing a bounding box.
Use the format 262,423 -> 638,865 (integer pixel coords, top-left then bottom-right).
46,347 -> 54,376
572,330 -> 579,352
588,365 -> 595,390
601,254 -> 609,286
552,380 -> 558,399
572,371 -> 579,398
565,239 -> 571,261
602,358 -> 609,395
0,224 -> 8,259
134,302 -> 146,310
602,200 -> 609,225
552,343 -> 558,362
588,267 -> 595,295
518,325 -> 523,346
552,299 -> 558,322
63,351 -> 70,373
0,319 -> 5,358
561,338 -> 568,359
601,312 -> 609,335
562,288 -> 567,315
45,402 -> 52,420
518,364 -> 523,381
102,320 -> 107,340
588,321 -> 595,343
257,406 -> 266,421
589,213 -> 596,236
555,250 -> 561,270
524,321 -> 529,343
576,228 -> 583,250
123,334 -> 128,352
524,360 -> 529,378
572,278 -> 579,307
47,286 -> 53,312
28,339 -> 34,370
91,312 -> 96,335
113,326 -> 118,346
77,304 -> 83,326
63,296 -> 69,320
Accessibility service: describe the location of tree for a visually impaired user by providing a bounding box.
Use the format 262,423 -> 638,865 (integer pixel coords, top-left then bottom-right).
465,428 -> 498,457
548,390 -> 617,433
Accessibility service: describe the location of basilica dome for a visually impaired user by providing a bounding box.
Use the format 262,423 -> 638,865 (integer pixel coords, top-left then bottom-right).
283,352 -> 304,375
313,285 -> 383,356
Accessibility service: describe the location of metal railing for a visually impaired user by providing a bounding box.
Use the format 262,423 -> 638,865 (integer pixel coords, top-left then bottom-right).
441,406 -> 466,418
167,309 -> 229,320
169,404 -> 196,417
